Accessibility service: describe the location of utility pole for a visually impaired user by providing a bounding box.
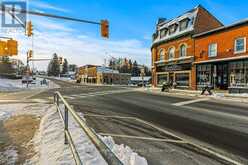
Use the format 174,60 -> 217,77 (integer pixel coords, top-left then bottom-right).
141,67 -> 145,87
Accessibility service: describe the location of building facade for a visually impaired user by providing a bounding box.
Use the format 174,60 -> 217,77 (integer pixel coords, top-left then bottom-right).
151,5 -> 223,89
194,20 -> 248,92
77,65 -> 131,85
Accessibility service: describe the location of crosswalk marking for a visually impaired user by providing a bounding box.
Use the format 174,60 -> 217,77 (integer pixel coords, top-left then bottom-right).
172,98 -> 209,106
64,89 -> 134,100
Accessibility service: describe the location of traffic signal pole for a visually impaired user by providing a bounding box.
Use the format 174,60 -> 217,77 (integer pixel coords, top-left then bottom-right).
2,7 -> 109,38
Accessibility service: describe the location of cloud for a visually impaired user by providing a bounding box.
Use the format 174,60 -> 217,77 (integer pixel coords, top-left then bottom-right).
0,17 -> 150,71
29,1 -> 69,13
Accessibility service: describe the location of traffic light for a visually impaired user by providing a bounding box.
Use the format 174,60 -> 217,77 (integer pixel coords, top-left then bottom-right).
26,21 -> 33,37
7,39 -> 18,55
100,20 -> 109,38
0,41 -> 7,56
28,50 -> 33,59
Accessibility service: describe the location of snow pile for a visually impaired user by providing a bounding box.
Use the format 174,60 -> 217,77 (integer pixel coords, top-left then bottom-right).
100,136 -> 148,165
0,78 -> 59,91
29,106 -> 107,165
0,103 -> 148,165
29,105 -> 148,165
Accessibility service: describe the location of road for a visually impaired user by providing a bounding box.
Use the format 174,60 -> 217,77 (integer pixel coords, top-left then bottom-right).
13,78 -> 248,165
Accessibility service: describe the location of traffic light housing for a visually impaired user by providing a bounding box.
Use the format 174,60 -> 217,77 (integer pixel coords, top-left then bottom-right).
26,21 -> 33,37
28,50 -> 33,59
101,20 -> 109,38
7,39 -> 18,55
0,41 -> 7,56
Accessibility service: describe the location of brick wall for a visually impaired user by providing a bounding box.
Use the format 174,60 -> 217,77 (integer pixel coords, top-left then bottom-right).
195,25 -> 248,62
155,36 -> 195,61
194,6 -> 223,34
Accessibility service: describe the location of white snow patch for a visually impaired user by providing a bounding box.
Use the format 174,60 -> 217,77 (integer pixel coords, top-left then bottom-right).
0,77 -> 59,91
0,147 -> 19,165
0,103 -> 51,164
100,136 -> 148,165
0,103 -> 148,165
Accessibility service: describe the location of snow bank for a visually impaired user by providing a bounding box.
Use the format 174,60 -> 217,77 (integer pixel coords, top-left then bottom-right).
100,136 -> 148,165
0,78 -> 59,91
28,106 -> 107,165
29,105 -> 148,165
0,103 -> 148,165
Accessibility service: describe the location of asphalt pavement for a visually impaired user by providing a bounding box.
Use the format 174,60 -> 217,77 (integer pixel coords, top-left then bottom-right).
29,79 -> 248,165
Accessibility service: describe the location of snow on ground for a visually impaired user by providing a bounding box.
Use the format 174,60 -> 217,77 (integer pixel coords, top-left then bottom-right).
29,105 -> 148,165
0,103 -> 51,164
0,103 -> 148,165
100,136 -> 148,165
0,77 -> 59,92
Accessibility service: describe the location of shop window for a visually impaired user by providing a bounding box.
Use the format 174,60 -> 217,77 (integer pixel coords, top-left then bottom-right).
168,47 -> 175,60
179,18 -> 189,31
229,60 -> 248,87
159,49 -> 165,61
157,74 -> 168,85
179,44 -> 187,57
234,37 -> 246,54
208,43 -> 217,57
175,73 -> 189,87
197,64 -> 212,87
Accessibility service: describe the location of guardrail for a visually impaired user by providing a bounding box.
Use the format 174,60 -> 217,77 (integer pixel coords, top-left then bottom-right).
54,91 -> 123,165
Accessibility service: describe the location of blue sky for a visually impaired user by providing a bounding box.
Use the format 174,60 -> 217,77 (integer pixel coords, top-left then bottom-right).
3,0 -> 248,70
35,0 -> 247,43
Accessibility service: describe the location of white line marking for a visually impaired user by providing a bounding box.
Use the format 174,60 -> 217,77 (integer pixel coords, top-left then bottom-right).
67,89 -> 135,99
86,114 -> 242,165
172,98 -> 210,106
98,133 -> 187,144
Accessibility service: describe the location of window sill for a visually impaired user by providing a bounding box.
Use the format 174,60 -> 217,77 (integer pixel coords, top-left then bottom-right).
234,50 -> 246,54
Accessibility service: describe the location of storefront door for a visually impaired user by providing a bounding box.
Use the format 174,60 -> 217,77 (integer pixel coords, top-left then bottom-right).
215,63 -> 228,90
169,73 -> 174,85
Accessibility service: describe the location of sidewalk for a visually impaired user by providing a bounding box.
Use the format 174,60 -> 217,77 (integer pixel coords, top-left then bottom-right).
139,87 -> 248,103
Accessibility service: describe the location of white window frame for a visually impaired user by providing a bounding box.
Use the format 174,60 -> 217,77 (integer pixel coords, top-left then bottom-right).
168,47 -> 175,60
208,43 -> 217,57
159,49 -> 165,61
234,37 -> 246,54
179,44 -> 187,57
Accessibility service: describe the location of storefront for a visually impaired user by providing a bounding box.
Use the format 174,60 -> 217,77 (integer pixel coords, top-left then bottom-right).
156,63 -> 192,88
196,59 -> 248,92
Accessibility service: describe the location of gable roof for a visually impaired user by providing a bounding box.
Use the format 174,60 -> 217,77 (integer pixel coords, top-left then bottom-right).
193,18 -> 248,38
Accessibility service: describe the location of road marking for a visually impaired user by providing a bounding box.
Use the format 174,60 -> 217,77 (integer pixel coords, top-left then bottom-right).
85,114 -> 242,165
172,98 -> 210,106
65,89 -> 135,99
98,133 -> 187,144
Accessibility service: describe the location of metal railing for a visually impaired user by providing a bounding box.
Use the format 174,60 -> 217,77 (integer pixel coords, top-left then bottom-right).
54,91 -> 123,165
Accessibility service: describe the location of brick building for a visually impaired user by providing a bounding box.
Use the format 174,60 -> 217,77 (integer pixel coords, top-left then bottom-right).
194,20 -> 248,92
77,65 -> 131,85
151,5 -> 223,89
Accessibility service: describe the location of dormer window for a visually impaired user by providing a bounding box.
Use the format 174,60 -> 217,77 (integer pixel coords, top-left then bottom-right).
179,18 -> 190,31
169,24 -> 178,35
152,32 -> 158,41
160,28 -> 168,38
